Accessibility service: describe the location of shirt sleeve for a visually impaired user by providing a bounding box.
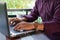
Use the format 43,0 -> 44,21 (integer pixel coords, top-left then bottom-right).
44,0 -> 60,35
24,0 -> 39,22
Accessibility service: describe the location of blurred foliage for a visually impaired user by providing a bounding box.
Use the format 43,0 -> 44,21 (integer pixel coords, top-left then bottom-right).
0,0 -> 35,9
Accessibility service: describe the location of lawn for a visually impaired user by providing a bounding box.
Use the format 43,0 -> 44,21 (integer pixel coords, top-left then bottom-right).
0,0 -> 35,9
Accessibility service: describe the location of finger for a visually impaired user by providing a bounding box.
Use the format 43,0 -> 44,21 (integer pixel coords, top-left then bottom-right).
14,24 -> 25,31
15,26 -> 21,30
11,20 -> 16,25
10,18 -> 21,25
14,27 -> 22,31
14,24 -> 20,30
10,19 -> 18,25
14,25 -> 24,31
9,18 -> 15,25
16,27 -> 25,31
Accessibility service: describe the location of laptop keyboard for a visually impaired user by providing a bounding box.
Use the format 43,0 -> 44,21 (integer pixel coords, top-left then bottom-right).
9,25 -> 35,37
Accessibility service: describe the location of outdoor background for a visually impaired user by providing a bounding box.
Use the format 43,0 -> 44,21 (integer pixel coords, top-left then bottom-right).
0,0 -> 36,15
0,0 -> 42,23
0,0 -> 35,9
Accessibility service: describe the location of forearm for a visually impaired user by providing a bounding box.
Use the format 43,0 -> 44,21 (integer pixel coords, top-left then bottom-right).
20,17 -> 28,21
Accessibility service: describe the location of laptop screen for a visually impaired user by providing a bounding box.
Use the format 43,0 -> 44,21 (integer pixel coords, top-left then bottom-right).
0,2 -> 10,36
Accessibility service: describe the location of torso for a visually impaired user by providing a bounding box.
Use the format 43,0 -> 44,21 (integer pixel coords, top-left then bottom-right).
37,0 -> 55,21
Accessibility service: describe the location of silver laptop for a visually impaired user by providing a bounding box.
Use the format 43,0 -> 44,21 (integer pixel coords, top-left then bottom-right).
0,2 -> 35,37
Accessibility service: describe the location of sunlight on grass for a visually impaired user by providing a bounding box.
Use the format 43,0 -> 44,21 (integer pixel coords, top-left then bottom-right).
0,0 -> 35,9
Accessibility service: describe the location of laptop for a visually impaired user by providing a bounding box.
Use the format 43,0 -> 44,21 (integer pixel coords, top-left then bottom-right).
0,2 -> 35,37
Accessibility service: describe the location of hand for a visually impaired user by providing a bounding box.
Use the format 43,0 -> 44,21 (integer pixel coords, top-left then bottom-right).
9,18 -> 21,26
14,22 -> 35,31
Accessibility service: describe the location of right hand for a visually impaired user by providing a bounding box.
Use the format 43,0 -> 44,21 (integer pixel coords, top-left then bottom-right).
14,21 -> 35,31
9,18 -> 21,26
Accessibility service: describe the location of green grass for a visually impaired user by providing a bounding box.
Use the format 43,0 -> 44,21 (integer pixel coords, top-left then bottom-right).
0,0 -> 35,9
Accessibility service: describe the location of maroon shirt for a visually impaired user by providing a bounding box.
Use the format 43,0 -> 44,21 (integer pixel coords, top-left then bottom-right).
24,0 -> 60,40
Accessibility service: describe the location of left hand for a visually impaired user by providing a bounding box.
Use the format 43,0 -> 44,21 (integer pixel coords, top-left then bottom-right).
14,22 -> 35,31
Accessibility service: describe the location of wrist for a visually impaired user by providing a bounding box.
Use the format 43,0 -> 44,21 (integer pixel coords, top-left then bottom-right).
33,22 -> 39,31
37,23 -> 44,31
33,22 -> 44,31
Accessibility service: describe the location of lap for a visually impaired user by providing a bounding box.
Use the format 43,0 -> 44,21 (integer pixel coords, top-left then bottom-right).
50,32 -> 60,40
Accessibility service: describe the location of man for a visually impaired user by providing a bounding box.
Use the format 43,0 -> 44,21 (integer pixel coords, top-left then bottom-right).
10,0 -> 60,40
